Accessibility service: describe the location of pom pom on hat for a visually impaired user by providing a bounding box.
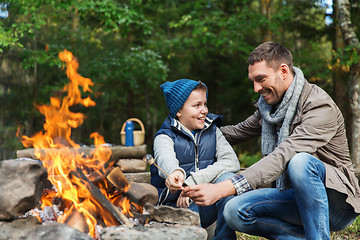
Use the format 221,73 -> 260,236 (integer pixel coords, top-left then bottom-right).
160,79 -> 207,117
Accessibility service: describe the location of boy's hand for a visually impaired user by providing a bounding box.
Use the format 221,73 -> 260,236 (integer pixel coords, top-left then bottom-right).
176,191 -> 190,208
166,170 -> 184,193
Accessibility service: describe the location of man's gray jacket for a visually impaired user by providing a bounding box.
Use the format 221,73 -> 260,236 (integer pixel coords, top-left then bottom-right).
221,80 -> 360,213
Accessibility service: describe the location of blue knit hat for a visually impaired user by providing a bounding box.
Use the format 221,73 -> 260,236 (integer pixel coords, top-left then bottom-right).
160,79 -> 207,117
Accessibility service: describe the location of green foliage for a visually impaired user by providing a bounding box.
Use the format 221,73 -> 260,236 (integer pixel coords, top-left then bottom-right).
0,0 -> 356,159
332,44 -> 360,70
238,152 -> 262,168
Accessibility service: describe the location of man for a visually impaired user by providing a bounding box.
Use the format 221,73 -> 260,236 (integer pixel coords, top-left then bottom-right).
182,42 -> 360,240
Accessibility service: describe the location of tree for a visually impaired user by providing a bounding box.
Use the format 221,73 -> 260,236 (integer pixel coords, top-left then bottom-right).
336,0 -> 360,169
0,0 -> 168,152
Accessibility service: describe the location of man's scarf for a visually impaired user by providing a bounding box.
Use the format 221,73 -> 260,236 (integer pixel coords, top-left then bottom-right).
258,66 -> 305,189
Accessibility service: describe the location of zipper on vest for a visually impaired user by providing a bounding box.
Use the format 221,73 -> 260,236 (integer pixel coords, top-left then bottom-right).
195,144 -> 199,171
194,130 -> 204,172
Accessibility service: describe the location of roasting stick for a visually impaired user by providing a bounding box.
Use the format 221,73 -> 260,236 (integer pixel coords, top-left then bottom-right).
143,154 -> 181,185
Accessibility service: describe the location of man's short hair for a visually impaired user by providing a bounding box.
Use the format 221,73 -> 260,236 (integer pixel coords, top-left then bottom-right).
248,42 -> 293,72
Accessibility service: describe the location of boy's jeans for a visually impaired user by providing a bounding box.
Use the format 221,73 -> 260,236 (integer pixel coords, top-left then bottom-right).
188,172 -> 236,240
224,153 -> 358,240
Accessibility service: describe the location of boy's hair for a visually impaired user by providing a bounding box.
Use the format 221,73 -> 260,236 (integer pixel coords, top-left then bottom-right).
248,42 -> 293,72
160,79 -> 207,118
194,81 -> 207,92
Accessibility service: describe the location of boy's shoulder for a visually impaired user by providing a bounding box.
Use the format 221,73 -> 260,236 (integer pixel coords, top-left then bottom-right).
206,113 -> 223,128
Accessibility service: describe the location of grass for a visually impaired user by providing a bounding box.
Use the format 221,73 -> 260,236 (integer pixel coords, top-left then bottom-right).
236,215 -> 360,240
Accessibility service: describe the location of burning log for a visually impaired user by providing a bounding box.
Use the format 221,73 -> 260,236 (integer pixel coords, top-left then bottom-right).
69,168 -> 134,227
107,167 -> 158,207
64,208 -> 89,233
16,144 -> 147,163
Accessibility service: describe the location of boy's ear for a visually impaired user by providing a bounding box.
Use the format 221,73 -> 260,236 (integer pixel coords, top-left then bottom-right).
176,111 -> 181,118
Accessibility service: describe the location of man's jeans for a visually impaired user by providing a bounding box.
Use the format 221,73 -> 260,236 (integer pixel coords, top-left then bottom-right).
224,153 -> 358,240
188,172 -> 236,240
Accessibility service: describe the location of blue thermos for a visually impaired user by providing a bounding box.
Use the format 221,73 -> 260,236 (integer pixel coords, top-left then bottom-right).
125,120 -> 134,146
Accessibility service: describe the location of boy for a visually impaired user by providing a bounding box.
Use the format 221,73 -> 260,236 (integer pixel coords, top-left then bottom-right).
151,79 -> 240,240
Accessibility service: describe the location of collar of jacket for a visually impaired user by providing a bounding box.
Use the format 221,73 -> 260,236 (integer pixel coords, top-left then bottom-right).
169,113 -> 222,140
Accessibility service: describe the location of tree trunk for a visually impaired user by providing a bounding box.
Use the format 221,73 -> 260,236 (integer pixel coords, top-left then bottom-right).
337,0 -> 360,169
332,0 -> 351,147
259,0 -> 272,42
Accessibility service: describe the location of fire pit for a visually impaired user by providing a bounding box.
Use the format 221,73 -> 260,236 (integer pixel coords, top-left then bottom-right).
0,50 -> 207,240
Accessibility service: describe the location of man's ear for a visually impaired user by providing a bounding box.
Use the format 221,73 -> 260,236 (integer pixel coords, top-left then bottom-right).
279,63 -> 289,80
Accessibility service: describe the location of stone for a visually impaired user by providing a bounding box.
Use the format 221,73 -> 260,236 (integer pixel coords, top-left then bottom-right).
25,222 -> 94,240
143,203 -> 201,226
0,159 -> 48,220
99,222 -> 207,240
0,216 -> 40,240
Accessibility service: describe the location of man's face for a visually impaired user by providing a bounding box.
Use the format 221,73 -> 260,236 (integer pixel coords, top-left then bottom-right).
248,61 -> 289,105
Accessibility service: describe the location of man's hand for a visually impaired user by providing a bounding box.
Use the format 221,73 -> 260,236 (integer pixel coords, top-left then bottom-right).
182,180 -> 236,206
165,170 -> 184,193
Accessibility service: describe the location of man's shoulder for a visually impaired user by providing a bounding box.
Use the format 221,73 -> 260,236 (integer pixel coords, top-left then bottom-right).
301,81 -> 333,105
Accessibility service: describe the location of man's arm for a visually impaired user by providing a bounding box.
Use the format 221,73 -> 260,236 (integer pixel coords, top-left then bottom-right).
220,110 -> 262,145
182,180 -> 235,206
182,174 -> 252,206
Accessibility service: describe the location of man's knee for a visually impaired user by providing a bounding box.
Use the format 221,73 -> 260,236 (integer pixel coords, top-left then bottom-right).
288,152 -> 325,182
224,197 -> 239,230
224,196 -> 252,231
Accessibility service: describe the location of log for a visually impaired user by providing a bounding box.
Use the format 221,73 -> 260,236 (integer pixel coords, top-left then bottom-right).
16,144 -> 147,163
124,172 -> 151,184
69,168 -> 134,227
107,167 -> 158,206
106,166 -> 129,190
64,208 -> 88,233
117,159 -> 147,173
110,145 -> 147,160
126,182 -> 158,207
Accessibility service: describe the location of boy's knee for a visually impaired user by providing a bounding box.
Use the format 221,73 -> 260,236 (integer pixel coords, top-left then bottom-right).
215,172 -> 235,183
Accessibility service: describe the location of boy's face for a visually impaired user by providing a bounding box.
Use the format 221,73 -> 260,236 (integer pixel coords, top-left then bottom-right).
176,89 -> 208,131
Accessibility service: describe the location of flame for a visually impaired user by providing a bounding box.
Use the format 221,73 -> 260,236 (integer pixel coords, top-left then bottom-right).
19,50 -> 136,237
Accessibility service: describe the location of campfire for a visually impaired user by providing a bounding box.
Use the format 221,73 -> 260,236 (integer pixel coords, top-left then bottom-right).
17,50 -> 149,237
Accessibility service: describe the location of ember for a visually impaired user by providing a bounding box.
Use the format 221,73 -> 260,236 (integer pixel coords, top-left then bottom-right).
17,50 -> 142,237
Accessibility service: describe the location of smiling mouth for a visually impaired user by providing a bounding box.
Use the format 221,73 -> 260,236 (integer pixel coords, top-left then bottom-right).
261,90 -> 270,97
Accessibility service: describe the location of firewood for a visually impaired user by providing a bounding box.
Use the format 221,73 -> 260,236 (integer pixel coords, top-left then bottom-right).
106,166 -> 129,190
64,208 -> 88,233
16,144 -> 147,163
106,167 -> 158,206
126,182 -> 158,207
117,159 -> 147,173
69,168 -> 134,227
123,172 -> 151,183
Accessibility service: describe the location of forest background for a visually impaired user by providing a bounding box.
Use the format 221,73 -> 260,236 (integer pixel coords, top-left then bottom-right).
0,0 -> 359,171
